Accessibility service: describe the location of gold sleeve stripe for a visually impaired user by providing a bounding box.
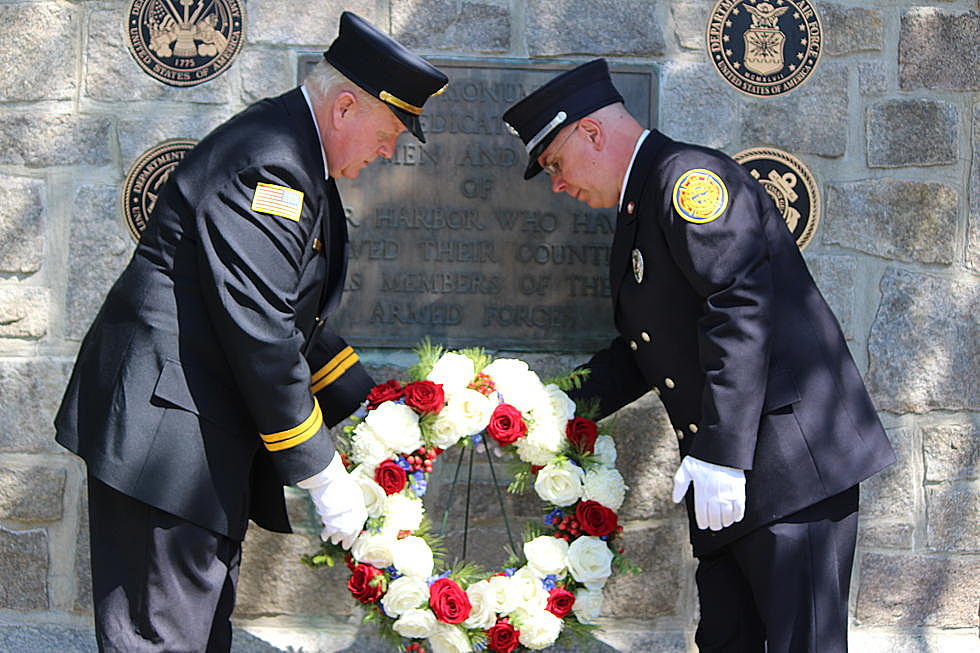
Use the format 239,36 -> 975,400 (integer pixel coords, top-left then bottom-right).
311,346 -> 354,386
311,350 -> 359,394
261,400 -> 323,451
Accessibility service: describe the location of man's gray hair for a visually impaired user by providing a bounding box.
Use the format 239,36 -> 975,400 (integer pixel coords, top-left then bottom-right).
304,59 -> 375,109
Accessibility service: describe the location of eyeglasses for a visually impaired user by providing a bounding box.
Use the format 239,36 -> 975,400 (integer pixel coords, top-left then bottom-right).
540,122 -> 578,177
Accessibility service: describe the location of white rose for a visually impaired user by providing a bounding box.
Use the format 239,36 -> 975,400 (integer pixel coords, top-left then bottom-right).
534,459 -> 585,506
572,587 -> 604,625
594,435 -> 617,468
512,607 -> 563,650
582,467 -> 627,511
351,422 -> 393,466
365,402 -> 423,453
383,493 -> 425,533
381,575 -> 429,617
544,383 -> 576,424
523,535 -> 569,578
351,465 -> 387,517
567,536 -> 614,589
351,530 -> 396,568
427,352 -> 475,394
483,359 -> 548,413
393,607 -> 437,638
462,579 -> 497,630
433,388 -> 494,445
488,574 -> 520,614
503,566 -> 548,613
427,622 -> 471,653
429,410 -> 465,448
391,536 -> 434,578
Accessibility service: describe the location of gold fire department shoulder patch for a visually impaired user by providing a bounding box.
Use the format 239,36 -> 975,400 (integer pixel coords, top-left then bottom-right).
672,169 -> 729,224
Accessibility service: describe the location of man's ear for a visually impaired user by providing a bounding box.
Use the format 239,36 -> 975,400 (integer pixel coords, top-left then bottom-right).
579,117 -> 604,150
332,91 -> 357,129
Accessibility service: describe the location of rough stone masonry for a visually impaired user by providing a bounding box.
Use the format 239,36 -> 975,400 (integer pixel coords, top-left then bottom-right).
0,1 -> 976,651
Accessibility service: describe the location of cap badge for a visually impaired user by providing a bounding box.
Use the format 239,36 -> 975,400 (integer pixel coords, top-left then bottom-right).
672,168 -> 729,224
632,248 -> 644,284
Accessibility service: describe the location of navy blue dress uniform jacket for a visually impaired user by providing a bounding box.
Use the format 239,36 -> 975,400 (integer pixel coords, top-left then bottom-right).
569,131 -> 895,556
55,88 -> 374,541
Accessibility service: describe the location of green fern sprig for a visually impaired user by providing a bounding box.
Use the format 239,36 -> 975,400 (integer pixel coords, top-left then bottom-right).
506,461 -> 534,494
458,346 -> 492,374
543,367 -> 591,392
405,337 -> 444,381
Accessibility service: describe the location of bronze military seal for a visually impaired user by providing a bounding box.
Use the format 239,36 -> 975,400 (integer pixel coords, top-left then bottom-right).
707,0 -> 822,97
734,146 -> 820,250
126,0 -> 245,87
121,139 -> 197,241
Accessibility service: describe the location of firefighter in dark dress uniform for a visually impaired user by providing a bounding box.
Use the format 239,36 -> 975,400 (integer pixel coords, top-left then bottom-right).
502,59 -> 895,653
54,12 -> 448,652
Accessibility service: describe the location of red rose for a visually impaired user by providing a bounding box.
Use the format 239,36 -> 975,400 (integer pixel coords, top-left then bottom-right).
374,459 -> 407,495
546,586 -> 576,618
347,563 -> 386,603
403,380 -> 445,415
575,500 -> 619,537
486,403 -> 527,446
428,577 -> 471,624
367,379 -> 404,409
565,417 -> 598,453
486,617 -> 520,652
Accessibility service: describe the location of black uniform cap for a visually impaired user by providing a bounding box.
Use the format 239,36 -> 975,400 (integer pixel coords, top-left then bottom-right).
324,12 -> 449,143
502,59 -> 624,179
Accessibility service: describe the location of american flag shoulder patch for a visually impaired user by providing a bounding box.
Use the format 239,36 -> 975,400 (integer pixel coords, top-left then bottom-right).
250,183 -> 304,222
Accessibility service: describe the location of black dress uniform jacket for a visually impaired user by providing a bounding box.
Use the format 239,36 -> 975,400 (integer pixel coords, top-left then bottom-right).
55,88 -> 374,541
569,131 -> 895,556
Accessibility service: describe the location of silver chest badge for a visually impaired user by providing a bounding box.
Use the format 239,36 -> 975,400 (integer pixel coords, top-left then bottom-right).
632,248 -> 644,283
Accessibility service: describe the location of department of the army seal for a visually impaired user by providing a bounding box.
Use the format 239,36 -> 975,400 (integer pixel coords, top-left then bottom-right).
733,146 -> 820,249
706,0 -> 822,97
121,139 -> 197,242
126,0 -> 245,87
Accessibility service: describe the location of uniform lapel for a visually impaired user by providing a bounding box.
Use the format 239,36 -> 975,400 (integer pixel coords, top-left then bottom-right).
609,131 -> 667,319
318,178 -> 349,319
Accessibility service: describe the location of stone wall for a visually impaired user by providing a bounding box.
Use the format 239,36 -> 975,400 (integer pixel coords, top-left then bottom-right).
0,1 -> 976,651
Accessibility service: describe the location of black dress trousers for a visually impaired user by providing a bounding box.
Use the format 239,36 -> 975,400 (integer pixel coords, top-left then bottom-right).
694,486 -> 860,653
88,476 -> 242,653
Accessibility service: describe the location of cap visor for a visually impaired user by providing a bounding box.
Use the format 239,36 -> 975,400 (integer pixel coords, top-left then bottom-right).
388,105 -> 426,143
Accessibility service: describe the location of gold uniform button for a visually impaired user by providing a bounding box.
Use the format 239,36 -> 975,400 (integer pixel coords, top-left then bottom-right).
629,340 -> 638,351
312,237 -> 322,252
665,378 -> 676,389
641,331 -> 651,342
689,424 -> 698,433
676,429 -> 685,440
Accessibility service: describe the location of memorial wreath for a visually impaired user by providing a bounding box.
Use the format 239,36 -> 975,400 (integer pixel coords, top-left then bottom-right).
304,341 -> 639,653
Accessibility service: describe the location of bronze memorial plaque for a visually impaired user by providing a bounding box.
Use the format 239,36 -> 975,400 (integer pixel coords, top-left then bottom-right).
121,139 -> 198,242
733,146 -> 820,250
298,57 -> 657,350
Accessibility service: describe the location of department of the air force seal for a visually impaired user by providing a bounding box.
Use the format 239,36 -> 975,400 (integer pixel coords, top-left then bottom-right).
706,0 -> 822,97
126,0 -> 245,87
733,147 -> 820,250
121,139 -> 197,241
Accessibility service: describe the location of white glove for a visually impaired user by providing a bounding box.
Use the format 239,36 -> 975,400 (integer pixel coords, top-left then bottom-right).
297,452 -> 367,549
671,455 -> 746,531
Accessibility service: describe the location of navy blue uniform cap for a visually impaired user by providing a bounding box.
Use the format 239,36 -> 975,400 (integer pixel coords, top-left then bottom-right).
502,59 -> 623,179
324,12 -> 448,143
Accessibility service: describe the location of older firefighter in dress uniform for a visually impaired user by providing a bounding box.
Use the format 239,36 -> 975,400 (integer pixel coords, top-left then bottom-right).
502,60 -> 895,653
55,13 -> 448,652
